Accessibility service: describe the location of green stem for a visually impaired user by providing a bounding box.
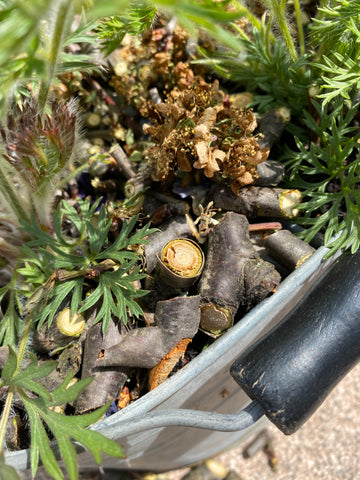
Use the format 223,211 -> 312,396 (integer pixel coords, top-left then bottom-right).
265,0 -> 298,62
233,4 -> 262,32
57,162 -> 90,189
37,0 -> 73,116
0,162 -> 31,225
14,317 -> 33,376
293,0 -> 305,56
0,386 -> 15,452
0,316 -> 32,453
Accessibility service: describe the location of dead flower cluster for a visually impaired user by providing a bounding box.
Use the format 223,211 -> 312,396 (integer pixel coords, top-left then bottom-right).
144,80 -> 270,194
109,23 -> 190,117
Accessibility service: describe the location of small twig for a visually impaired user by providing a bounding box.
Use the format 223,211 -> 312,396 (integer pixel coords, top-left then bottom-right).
248,222 -> 282,233
111,144 -> 137,179
90,79 -> 117,106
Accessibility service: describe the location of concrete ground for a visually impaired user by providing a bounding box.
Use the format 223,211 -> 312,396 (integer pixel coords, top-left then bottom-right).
165,361 -> 360,480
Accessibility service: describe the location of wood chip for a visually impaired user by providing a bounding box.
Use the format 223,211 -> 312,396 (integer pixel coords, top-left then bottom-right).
148,338 -> 191,390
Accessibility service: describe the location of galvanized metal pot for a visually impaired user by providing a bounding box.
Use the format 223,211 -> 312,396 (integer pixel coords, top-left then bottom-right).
6,245 -> 337,473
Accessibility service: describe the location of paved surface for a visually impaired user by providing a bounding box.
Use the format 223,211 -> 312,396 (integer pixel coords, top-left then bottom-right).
166,362 -> 360,480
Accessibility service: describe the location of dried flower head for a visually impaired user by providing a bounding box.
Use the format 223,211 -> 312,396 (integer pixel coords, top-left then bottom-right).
145,81 -> 269,190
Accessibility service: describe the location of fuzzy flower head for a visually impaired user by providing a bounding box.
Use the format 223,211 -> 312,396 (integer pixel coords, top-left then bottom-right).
0,98 -> 78,195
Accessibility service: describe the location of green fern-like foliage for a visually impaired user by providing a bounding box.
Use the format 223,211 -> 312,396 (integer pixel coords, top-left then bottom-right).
1,348 -> 124,480
198,25 -> 311,114
96,1 -> 157,56
17,197 -> 157,333
283,99 -> 360,257
310,0 -> 360,105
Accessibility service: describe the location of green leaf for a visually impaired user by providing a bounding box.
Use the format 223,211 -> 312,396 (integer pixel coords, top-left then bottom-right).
63,18 -> 99,46
19,383 -> 123,480
15,354 -> 57,382
0,297 -> 22,348
70,277 -> 84,315
88,204 -> 111,256
78,282 -> 103,313
47,373 -> 93,407
7,354 -> 57,401
1,346 -> 18,383
35,280 -> 78,328
23,399 -> 64,480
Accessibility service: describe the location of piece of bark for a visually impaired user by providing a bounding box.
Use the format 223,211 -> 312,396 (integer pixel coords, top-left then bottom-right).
253,159 -> 285,186
144,215 -> 194,274
198,212 -> 255,316
243,257 -> 280,308
57,343 -> 83,378
75,318 -> 130,414
257,107 -> 291,150
198,212 -> 281,330
212,185 -> 301,219
148,338 -> 192,390
150,202 -> 189,226
96,295 -> 200,369
265,229 -> 316,270
117,385 -> 131,409
111,144 -> 136,179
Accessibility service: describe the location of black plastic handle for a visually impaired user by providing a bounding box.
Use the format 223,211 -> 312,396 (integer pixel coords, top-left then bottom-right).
230,250 -> 360,435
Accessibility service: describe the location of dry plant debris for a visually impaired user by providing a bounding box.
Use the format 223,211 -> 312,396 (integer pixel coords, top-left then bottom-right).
144,81 -> 270,194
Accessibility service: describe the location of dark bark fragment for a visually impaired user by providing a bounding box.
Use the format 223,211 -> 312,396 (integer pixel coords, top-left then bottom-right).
75,319 -> 129,414
198,212 -> 254,315
257,107 -> 291,150
96,295 -> 200,369
198,212 -> 280,327
57,343 -> 82,378
253,159 -> 285,186
212,185 -> 301,219
243,257 -> 280,308
265,229 -> 316,270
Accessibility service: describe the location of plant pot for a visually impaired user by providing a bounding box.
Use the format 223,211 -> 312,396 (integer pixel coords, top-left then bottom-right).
6,244 -> 337,473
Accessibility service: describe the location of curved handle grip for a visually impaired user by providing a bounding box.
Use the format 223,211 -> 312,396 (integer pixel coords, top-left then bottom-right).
230,250 -> 360,435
